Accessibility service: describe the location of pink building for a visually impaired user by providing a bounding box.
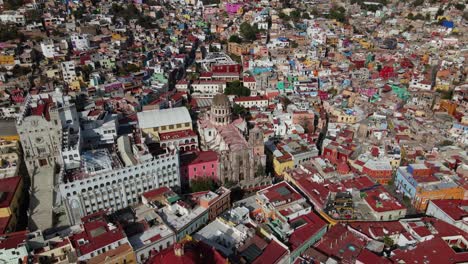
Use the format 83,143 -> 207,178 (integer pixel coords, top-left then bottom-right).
226,3 -> 243,14
180,151 -> 219,185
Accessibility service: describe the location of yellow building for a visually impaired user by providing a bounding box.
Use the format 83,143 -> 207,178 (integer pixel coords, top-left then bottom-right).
88,243 -> 136,264
33,237 -> 77,263
0,176 -> 23,233
137,107 -> 193,140
273,154 -> 294,176
0,55 -> 14,65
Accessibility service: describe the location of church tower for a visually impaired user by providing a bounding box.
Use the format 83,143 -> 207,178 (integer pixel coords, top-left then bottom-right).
210,94 -> 231,126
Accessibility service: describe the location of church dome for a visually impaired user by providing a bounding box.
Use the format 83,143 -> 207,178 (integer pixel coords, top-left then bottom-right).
212,93 -> 230,107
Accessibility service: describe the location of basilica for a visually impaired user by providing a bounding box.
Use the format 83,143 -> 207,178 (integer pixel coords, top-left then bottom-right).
198,94 -> 269,188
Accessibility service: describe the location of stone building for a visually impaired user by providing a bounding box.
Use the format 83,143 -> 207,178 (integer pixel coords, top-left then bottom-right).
16,89 -> 79,176
198,94 -> 269,188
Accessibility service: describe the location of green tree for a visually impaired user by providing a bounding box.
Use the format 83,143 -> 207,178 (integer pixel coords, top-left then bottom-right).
278,12 -> 290,21
190,177 -> 218,192
229,34 -> 242,43
239,22 -> 259,42
290,10 -> 301,21
224,80 -> 251,96
454,3 -> 465,11
383,235 -> 394,247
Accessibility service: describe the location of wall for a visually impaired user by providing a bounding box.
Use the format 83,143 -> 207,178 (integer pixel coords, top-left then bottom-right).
60,152 -> 181,225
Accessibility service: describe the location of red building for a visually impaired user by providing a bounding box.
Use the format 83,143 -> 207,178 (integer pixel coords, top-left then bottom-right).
362,159 -> 393,184
147,240 -> 227,264
180,151 -> 219,186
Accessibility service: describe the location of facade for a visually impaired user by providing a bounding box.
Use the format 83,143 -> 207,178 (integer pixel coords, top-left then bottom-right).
0,176 -> 23,233
69,212 -> 130,262
60,150 -> 181,225
17,91 -> 79,175
395,164 -> 465,211
191,80 -> 227,96
137,107 -> 192,141
233,96 -> 269,109
191,187 -> 231,221
426,199 -> 468,232
362,159 -> 393,184
198,94 -> 268,188
158,201 -> 209,241
180,151 -> 220,185
159,129 -> 198,152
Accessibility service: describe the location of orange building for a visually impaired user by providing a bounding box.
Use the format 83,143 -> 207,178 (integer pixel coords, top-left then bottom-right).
87,242 -> 136,264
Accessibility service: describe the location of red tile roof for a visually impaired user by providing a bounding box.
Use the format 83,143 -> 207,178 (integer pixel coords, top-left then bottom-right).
70,213 -> 126,256
147,240 -> 227,264
357,248 -> 392,264
252,240 -> 288,264
142,186 -> 173,200
233,96 -> 268,102
429,199 -> 468,221
364,186 -> 405,213
349,221 -> 406,239
159,129 -> 197,141
0,230 -> 28,250
391,237 -> 468,264
289,212 -> 327,251
259,182 -> 303,205
314,224 -> 368,262
0,176 -> 21,209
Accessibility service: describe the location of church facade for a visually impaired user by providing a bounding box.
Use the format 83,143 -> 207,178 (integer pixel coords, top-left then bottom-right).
198,94 -> 269,188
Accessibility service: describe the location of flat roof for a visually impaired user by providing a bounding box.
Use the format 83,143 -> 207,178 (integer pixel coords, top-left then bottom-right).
137,107 -> 191,129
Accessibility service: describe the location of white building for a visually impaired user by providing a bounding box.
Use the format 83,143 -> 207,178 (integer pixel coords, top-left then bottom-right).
129,205 -> 176,263
191,80 -> 226,97
426,200 -> 468,232
59,148 -> 181,225
233,96 -> 269,109
81,110 -> 118,146
40,41 -> 58,59
61,61 -> 77,83
193,218 -> 253,256
70,34 -> 90,51
0,11 -> 25,26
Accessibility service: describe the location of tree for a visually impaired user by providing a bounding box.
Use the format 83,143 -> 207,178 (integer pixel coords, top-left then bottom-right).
278,12 -> 290,21
190,177 -> 218,192
302,12 -> 311,19
327,6 -> 346,22
155,10 -> 164,19
290,10 -> 301,21
239,22 -> 259,42
224,80 -> 251,96
454,3 -> 465,11
0,24 -> 24,42
229,34 -> 242,44
383,235 -> 394,247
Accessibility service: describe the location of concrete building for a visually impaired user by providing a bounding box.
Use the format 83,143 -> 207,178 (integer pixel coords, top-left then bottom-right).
17,90 -> 79,175
158,200 -> 208,241
198,94 -> 269,188
426,199 -> 468,232
129,204 -> 176,263
69,212 -> 131,262
395,164 -> 465,211
59,148 -> 181,225
137,107 -> 192,141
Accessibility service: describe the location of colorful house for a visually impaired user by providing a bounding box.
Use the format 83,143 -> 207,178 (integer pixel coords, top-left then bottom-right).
0,176 -> 23,234
395,164 -> 464,211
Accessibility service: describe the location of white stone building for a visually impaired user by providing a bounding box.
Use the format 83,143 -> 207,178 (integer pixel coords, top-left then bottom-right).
59,148 -> 181,225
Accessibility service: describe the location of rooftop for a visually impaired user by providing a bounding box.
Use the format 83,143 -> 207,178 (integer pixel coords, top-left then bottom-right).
0,176 -> 21,208
137,107 -> 191,129
158,202 -> 207,231
429,199 -> 468,221
257,181 -> 303,207
70,212 -> 126,256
